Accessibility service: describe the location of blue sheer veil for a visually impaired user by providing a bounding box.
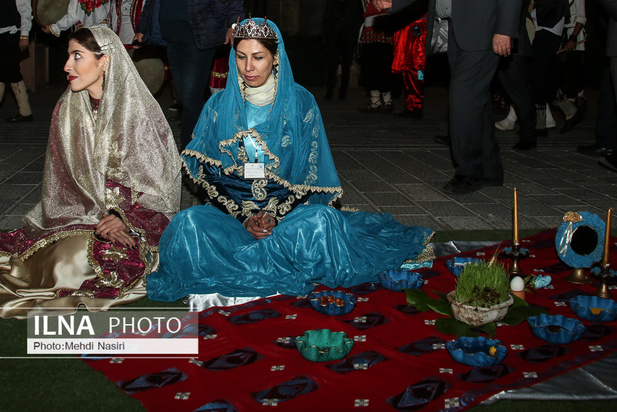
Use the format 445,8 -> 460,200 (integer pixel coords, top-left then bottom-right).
182,18 -> 342,206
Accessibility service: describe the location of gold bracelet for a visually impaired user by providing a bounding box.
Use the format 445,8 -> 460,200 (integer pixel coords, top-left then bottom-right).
20,36 -> 29,40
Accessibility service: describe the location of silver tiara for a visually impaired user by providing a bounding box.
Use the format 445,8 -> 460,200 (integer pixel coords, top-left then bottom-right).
232,17 -> 278,41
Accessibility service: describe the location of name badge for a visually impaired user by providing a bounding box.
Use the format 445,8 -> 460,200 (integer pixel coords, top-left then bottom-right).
244,162 -> 265,179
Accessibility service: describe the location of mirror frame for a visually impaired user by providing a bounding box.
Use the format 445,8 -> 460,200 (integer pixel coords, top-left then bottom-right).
555,211 -> 606,269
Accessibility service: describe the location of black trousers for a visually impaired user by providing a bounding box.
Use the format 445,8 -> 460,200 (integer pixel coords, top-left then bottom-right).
0,32 -> 23,84
498,54 -> 537,142
531,30 -> 562,105
325,32 -> 356,96
596,66 -> 617,150
447,27 -> 503,181
359,42 -> 394,92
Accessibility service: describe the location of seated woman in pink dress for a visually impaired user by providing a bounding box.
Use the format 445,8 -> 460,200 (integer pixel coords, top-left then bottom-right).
0,26 -> 181,318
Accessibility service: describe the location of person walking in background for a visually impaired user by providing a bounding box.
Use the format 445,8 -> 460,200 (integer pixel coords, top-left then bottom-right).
134,0 -> 244,150
112,0 -> 145,46
323,0 -> 363,101
495,0 -> 538,151
596,0 -> 617,172
380,0 -> 520,194
358,0 -> 396,112
42,0 -> 112,36
554,0 -> 587,134
1,0 -> 33,123
530,0 -> 570,135
392,1 -> 428,119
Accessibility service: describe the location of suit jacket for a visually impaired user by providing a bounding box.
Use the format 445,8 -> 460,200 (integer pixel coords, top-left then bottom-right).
599,0 -> 617,57
392,0 -> 521,53
136,0 -> 244,50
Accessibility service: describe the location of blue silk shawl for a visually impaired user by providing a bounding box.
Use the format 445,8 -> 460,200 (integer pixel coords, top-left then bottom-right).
182,18 -> 342,221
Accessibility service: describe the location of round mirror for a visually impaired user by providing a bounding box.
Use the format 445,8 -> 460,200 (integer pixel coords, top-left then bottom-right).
570,226 -> 598,256
555,212 -> 605,269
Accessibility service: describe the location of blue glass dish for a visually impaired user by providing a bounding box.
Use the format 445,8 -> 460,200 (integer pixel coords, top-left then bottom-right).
445,257 -> 483,277
527,314 -> 585,344
378,269 -> 424,292
295,329 -> 354,362
569,295 -> 617,322
308,290 -> 357,316
446,336 -> 507,367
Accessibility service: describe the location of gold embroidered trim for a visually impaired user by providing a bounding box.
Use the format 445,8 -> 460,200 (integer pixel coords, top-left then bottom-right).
182,149 -> 343,204
402,231 -> 436,264
251,179 -> 268,201
218,128 -> 282,173
0,250 -> 12,259
17,229 -> 94,261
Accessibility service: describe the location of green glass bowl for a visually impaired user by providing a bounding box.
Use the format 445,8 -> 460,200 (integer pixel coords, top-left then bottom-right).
295,329 -> 354,362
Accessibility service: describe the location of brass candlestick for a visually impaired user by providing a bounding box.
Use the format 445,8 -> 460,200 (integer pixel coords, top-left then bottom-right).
593,265 -> 615,299
504,188 -> 529,275
593,208 -> 615,298
503,243 -> 530,276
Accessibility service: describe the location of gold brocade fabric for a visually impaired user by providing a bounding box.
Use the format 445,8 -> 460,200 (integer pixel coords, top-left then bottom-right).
0,235 -> 152,319
24,26 -> 181,237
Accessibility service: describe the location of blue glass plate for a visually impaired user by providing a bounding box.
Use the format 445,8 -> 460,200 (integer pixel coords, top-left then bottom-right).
295,329 -> 354,362
569,295 -> 617,322
446,336 -> 507,367
308,290 -> 357,316
527,313 -> 585,344
378,269 -> 424,292
445,257 -> 483,277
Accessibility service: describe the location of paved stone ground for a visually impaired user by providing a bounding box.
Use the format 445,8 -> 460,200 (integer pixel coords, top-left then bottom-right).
1,81 -> 615,233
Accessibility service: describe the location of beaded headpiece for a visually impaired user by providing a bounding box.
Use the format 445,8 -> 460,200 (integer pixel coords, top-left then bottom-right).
232,17 -> 278,41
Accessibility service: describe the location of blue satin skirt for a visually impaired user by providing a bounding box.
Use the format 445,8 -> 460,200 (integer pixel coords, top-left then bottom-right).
147,204 -> 433,302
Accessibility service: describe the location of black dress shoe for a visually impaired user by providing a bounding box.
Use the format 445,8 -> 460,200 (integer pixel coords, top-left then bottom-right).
599,155 -> 617,172
433,135 -> 451,146
577,144 -> 613,157
443,175 -> 483,194
513,140 -> 536,151
6,113 -> 33,123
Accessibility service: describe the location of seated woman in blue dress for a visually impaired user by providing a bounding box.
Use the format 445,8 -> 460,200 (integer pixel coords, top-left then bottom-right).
146,18 -> 434,305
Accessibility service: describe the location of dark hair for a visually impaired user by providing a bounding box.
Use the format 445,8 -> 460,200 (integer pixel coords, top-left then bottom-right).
68,28 -> 103,59
233,37 -> 278,56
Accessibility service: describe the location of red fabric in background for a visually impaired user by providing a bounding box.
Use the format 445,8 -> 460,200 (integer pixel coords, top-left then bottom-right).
85,229 -> 617,411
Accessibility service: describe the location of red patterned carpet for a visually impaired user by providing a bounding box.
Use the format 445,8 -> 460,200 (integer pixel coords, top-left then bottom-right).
85,229 -> 617,411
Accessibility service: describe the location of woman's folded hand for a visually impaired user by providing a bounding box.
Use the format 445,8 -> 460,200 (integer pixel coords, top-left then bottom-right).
244,211 -> 277,240
96,213 -> 137,249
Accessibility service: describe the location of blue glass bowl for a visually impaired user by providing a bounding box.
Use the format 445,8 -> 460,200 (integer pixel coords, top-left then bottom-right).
295,329 -> 354,362
308,290 -> 357,316
378,269 -> 424,292
569,295 -> 617,322
446,257 -> 483,277
446,336 -> 507,367
527,314 -> 585,344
